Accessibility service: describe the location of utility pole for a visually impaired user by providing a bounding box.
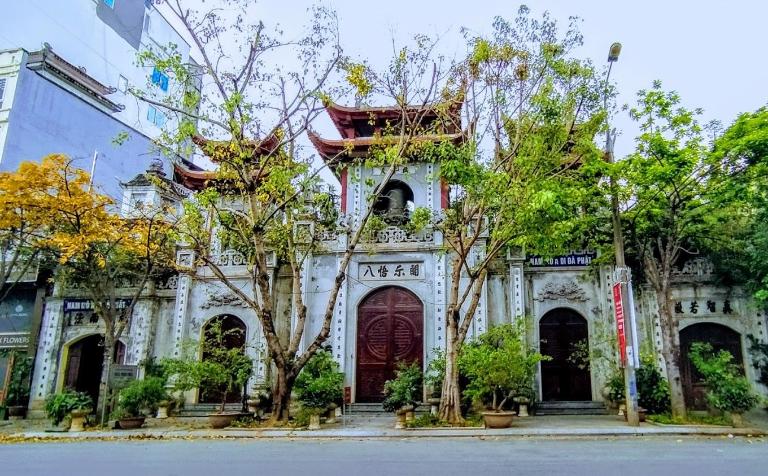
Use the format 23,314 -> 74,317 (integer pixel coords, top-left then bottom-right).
604,42 -> 640,427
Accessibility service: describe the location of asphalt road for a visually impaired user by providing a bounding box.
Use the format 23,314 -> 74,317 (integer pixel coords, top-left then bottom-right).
1,436 -> 766,476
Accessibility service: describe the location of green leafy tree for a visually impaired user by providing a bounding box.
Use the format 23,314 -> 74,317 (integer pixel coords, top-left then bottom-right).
706,107 -> 768,304
434,7 -> 608,423
620,82 -> 723,418
459,322 -> 547,412
164,319 -> 253,414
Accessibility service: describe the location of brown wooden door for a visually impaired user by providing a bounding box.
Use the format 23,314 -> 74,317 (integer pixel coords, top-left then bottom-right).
356,287 -> 423,402
540,309 -> 591,401
680,323 -> 743,410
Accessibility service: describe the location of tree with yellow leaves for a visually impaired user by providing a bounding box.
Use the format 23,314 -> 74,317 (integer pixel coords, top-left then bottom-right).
0,156 -> 65,304
3,154 -> 176,423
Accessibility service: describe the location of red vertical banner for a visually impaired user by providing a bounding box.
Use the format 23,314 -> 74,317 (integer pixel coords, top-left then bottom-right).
613,283 -> 627,367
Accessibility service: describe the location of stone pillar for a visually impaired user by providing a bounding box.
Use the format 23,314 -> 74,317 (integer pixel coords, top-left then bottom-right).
432,254 -> 447,351
28,299 -> 64,414
510,264 -> 525,322
171,252 -> 194,358
125,299 -> 154,365
333,255 -> 348,371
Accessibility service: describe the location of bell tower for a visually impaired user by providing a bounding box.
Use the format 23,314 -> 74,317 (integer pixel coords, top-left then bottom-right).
307,101 -> 467,402
308,101 -> 462,223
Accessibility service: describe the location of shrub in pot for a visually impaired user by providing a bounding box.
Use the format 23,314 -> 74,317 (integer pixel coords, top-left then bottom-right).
294,350 -> 343,429
114,377 -> 168,429
44,390 -> 93,431
163,321 -> 253,429
459,322 -> 548,428
690,342 -> 760,426
382,362 -> 422,428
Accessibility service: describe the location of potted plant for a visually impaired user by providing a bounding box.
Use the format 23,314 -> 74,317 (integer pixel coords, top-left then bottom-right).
163,321 -> 253,429
382,362 -> 422,429
690,342 -> 760,427
294,349 -> 344,429
114,377 -> 168,429
4,353 -> 32,420
459,323 -> 548,428
44,390 -> 93,432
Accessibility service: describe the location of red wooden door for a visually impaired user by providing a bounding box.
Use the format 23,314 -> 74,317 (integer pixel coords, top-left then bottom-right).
356,287 -> 423,402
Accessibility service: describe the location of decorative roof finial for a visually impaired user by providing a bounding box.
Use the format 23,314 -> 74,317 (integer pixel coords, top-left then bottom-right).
148,157 -> 165,177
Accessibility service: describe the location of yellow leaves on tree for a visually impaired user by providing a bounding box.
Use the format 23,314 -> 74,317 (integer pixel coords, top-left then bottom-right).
0,154 -> 171,269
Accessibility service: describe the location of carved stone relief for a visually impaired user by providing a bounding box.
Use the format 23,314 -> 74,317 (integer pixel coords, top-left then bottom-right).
534,280 -> 588,302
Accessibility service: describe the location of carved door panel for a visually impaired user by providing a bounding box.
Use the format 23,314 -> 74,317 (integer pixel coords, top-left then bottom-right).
680,323 -> 743,410
540,309 -> 591,401
357,287 -> 423,402
65,344 -> 82,390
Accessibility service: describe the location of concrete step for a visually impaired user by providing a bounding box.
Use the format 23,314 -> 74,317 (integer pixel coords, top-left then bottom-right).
536,401 -> 608,416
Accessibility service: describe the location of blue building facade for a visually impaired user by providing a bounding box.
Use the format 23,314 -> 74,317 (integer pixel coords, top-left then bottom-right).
0,48 -> 169,199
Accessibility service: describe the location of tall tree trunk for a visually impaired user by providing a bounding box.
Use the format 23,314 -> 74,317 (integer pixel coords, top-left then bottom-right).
438,312 -> 464,424
656,288 -> 686,418
98,330 -> 116,425
270,365 -> 293,424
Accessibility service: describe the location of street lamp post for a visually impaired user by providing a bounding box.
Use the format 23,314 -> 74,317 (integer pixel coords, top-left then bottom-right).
604,42 -> 640,427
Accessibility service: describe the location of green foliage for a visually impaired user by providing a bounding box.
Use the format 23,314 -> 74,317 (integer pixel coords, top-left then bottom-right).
689,342 -> 759,414
163,320 -> 253,411
404,207 -> 432,234
343,62 -> 372,99
382,362 -> 422,412
621,82 -> 712,285
603,356 -> 670,414
116,377 -> 169,417
44,390 -> 93,425
424,349 -> 446,396
362,214 -> 387,241
405,413 -> 443,428
636,355 -> 671,414
747,335 -> 768,387
459,322 -> 548,411
4,352 -> 32,406
605,369 -> 625,404
706,107 -> 768,304
294,350 -> 344,411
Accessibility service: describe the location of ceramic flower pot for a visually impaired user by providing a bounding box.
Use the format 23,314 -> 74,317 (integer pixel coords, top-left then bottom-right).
481,410 -> 516,429
69,409 -> 90,432
118,416 -> 146,430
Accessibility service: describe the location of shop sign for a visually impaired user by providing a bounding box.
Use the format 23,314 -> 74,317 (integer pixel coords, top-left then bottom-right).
0,333 -> 30,349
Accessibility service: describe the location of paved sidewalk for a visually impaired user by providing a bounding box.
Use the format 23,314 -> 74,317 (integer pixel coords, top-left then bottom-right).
2,414 -> 765,441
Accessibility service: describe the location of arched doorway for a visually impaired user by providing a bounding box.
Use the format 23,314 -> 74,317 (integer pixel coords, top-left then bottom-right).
199,314 -> 247,404
64,335 -> 125,406
539,309 -> 591,401
680,323 -> 743,410
356,286 -> 423,402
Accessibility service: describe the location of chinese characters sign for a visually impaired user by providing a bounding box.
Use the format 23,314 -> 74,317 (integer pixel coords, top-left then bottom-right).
673,299 -> 733,316
359,262 -> 423,281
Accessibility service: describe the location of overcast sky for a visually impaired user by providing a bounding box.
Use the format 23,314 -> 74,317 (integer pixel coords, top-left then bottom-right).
208,0 -> 767,168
